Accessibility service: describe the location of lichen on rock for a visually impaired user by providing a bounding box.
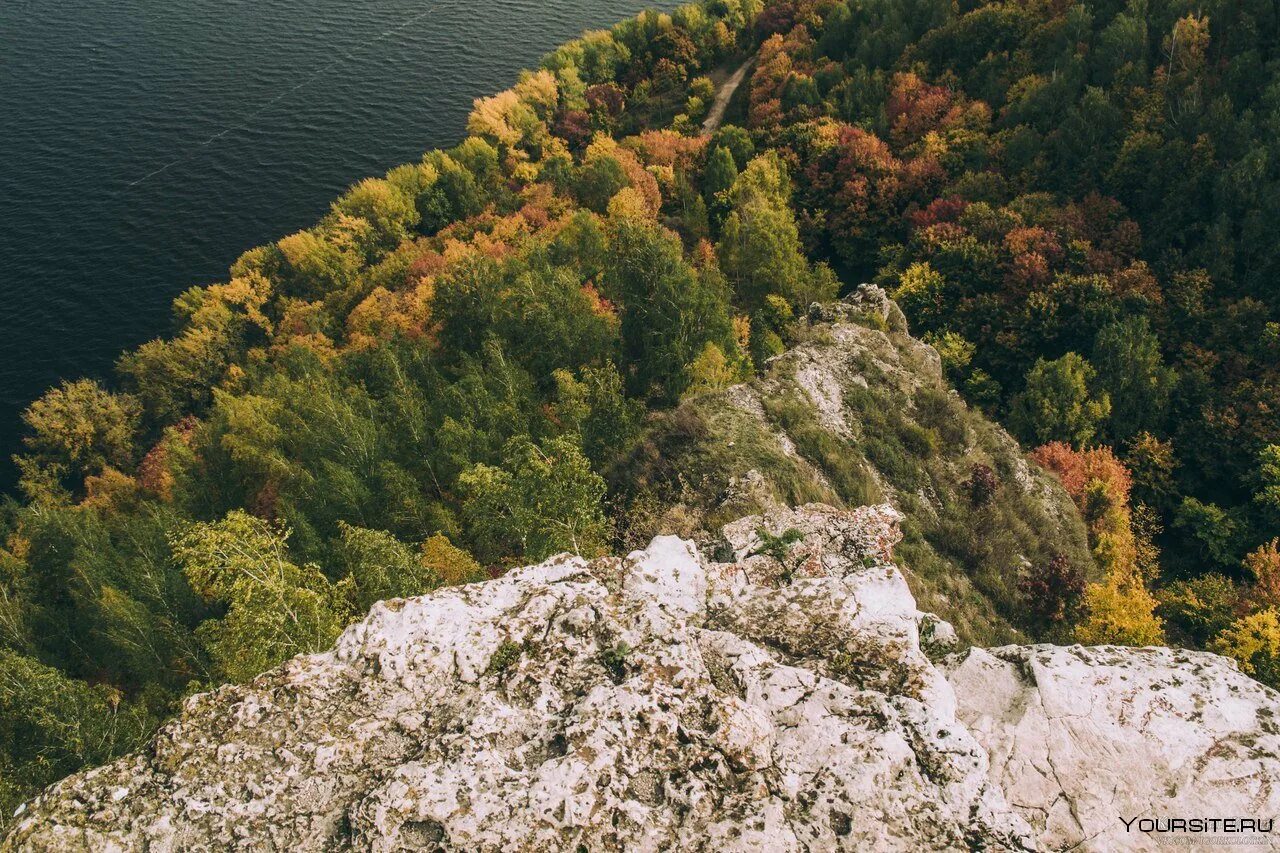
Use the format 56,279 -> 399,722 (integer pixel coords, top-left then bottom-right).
4,504 -> 1278,852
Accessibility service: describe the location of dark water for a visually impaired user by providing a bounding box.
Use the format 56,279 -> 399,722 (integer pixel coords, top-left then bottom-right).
0,0 -> 667,483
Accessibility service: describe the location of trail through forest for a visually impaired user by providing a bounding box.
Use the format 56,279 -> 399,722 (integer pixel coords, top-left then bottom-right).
701,54 -> 754,134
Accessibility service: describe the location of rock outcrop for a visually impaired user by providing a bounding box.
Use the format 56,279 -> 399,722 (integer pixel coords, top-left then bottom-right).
6,504 -> 1277,852
947,644 -> 1280,849
615,286 -> 1093,646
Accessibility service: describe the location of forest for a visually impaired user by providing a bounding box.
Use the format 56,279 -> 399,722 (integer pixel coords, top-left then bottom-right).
3,0 -> 1280,820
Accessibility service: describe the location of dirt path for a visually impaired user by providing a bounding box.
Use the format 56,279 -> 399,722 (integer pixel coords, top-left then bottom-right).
701,55 -> 755,135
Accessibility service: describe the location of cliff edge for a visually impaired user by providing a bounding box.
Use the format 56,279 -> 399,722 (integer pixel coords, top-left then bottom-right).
5,504 -> 1276,851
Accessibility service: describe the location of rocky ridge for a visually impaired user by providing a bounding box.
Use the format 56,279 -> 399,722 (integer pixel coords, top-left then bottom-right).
616,286 -> 1092,646
5,504 -> 1277,851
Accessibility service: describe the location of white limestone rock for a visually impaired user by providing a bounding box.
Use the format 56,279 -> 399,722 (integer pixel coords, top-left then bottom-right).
944,644 -> 1280,851
4,503 -> 1278,852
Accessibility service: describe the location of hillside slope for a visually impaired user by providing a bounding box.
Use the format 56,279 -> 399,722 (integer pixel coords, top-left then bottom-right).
615,286 -> 1092,645
6,504 -> 1275,851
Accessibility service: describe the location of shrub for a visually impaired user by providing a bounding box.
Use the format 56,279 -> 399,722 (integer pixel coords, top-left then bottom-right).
1032,442 -> 1154,639
0,650 -> 157,826
1031,442 -> 1132,508
753,527 -> 804,560
420,534 -> 487,587
1019,553 -> 1085,624
965,463 -> 999,507
600,641 -> 631,682
685,342 -> 743,396
1074,571 -> 1165,647
1173,497 -> 1243,569
460,435 -> 609,564
173,511 -> 350,683
487,640 -> 523,675
1010,354 -> 1111,447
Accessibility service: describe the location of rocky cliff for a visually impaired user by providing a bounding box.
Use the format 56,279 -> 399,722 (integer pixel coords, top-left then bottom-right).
615,286 -> 1092,645
6,504 -> 1276,851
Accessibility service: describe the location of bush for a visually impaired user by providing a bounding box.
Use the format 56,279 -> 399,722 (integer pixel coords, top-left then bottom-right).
0,650 -> 157,824
419,534 -> 487,587
460,435 -> 609,564
486,639 -> 523,675
965,463 -> 999,507
1244,539 -> 1280,612
1173,497 -> 1243,569
173,511 -> 350,682
1010,354 -> 1111,447
753,527 -> 804,560
1019,553 -> 1084,624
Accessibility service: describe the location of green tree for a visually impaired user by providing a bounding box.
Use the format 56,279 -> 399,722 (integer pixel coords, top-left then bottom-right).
707,125 -> 755,170
717,153 -> 838,310
183,362 -> 408,556
1092,317 -> 1174,441
335,523 -> 442,612
0,650 -> 156,823
1157,574 -> 1240,647
494,262 -> 620,379
276,227 -> 363,298
1010,354 -> 1111,447
704,146 -> 740,198
673,167 -> 712,241
552,365 -> 644,468
460,435 -> 608,564
172,511 -> 350,682
685,342 -> 744,395
433,255 -> 506,354
329,177 -> 419,258
1212,609 -> 1280,689
1254,445 -> 1280,528
1173,497 -> 1243,569
549,210 -> 609,279
17,503 -> 208,690
606,217 -> 735,399
702,145 -> 739,226
418,153 -> 486,233
429,341 -> 542,484
576,155 -> 631,214
893,263 -> 948,330
116,327 -> 233,425
451,137 -> 504,197
1092,0 -> 1148,85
